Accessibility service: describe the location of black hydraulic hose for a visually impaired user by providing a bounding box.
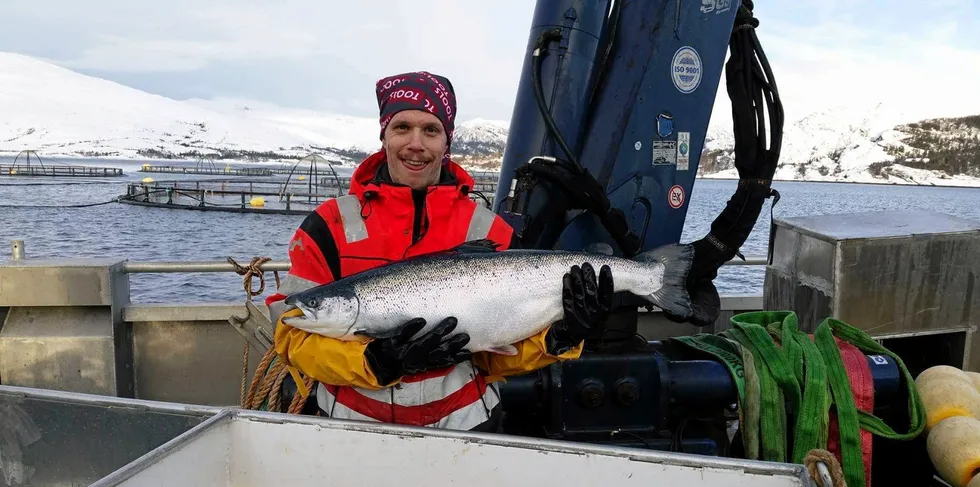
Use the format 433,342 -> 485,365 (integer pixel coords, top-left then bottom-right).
694,0 -> 783,261
663,0 -> 784,327
522,25 -> 641,257
717,0 -> 783,249
531,28 -> 581,172
587,0 -> 622,110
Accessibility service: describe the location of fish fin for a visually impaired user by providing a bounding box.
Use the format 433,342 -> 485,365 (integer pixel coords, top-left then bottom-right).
486,344 -> 519,356
584,242 -> 614,256
449,238 -> 502,253
353,328 -> 401,340
352,329 -> 378,337
405,239 -> 501,261
634,243 -> 695,319
354,318 -> 427,341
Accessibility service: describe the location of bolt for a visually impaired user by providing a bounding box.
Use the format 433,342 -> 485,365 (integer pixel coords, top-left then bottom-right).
615,377 -> 640,406
579,379 -> 605,409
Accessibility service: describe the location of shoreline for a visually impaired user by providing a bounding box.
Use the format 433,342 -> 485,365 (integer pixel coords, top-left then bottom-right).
3,152 -> 979,189
697,174 -> 980,189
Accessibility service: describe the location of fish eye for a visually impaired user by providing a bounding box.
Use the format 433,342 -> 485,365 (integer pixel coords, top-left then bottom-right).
306,297 -> 318,308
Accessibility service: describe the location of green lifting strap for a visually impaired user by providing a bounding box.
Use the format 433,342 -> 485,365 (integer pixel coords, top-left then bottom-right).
727,312 -> 832,476
671,311 -> 925,487
737,341 -> 761,460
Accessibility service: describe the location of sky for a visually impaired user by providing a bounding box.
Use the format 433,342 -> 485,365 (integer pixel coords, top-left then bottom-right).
0,0 -> 978,126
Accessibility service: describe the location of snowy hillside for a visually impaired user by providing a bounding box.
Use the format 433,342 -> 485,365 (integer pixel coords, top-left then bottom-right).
0,51 -> 978,187
701,103 -> 980,187
0,52 -> 509,164
185,98 -> 511,163
0,53 -> 355,162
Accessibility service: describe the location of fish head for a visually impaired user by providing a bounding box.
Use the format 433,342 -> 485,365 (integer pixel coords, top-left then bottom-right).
282,286 -> 359,338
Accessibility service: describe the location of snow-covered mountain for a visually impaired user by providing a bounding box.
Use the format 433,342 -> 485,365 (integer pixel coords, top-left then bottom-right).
0,52 -> 510,165
701,103 -> 980,187
1,51 -> 978,187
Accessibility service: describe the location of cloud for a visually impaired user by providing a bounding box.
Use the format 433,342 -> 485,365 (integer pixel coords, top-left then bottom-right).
0,0 -> 978,127
5,1 -> 535,122
50,3 -> 371,72
705,0 -> 980,131
751,17 -> 980,124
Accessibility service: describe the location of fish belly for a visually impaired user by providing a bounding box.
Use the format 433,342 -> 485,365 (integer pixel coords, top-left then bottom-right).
453,292 -> 563,353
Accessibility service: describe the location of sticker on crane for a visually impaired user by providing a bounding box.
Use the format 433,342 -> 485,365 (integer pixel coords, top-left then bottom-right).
652,141 -> 676,165
668,185 -> 685,209
671,46 -> 702,94
657,112 -> 674,138
677,132 -> 691,171
701,0 -> 733,15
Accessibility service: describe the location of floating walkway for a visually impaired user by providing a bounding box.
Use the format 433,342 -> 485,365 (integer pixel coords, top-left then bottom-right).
136,163 -> 350,177
314,171 -> 499,196
119,179 -> 345,215
1,150 -> 124,177
0,163 -> 124,177
138,164 -> 274,177
468,170 -> 500,194
120,168 -> 502,215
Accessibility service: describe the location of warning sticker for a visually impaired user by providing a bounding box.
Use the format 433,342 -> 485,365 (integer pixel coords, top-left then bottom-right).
668,185 -> 685,209
652,141 -> 676,166
677,132 -> 690,171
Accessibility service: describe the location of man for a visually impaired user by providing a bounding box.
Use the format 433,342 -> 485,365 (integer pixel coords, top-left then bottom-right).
265,70 -> 614,432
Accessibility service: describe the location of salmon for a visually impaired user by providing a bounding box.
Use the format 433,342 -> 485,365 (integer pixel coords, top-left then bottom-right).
282,240 -> 693,355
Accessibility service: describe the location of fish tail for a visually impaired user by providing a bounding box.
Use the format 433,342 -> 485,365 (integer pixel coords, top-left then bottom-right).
632,243 -> 694,318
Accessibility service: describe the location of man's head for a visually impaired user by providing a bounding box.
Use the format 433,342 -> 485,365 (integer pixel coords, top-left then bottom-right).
375,71 -> 457,190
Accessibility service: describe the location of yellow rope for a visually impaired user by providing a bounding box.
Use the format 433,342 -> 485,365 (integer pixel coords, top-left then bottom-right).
228,255 -> 311,413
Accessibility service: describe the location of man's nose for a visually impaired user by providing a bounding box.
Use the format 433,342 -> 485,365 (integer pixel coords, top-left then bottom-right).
405,129 -> 425,150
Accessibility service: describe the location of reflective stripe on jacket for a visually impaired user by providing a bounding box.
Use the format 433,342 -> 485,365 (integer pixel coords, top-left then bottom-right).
317,361 -> 500,430
267,150 -> 583,431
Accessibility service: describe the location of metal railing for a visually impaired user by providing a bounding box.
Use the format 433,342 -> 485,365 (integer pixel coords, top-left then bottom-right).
7,239 -> 768,274
119,255 -> 768,274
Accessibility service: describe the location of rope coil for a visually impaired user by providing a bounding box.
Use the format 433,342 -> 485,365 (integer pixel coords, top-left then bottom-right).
228,255 -> 312,414
227,256 -> 278,408
227,256 -> 280,298
242,347 -> 314,414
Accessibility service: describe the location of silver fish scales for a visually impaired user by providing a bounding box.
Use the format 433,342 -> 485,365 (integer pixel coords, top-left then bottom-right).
283,241 -> 694,355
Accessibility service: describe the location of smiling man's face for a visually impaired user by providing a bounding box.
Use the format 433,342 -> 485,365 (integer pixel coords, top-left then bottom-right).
382,109 -> 447,190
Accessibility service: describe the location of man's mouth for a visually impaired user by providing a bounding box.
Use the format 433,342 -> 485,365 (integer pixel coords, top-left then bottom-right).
401,158 -> 430,172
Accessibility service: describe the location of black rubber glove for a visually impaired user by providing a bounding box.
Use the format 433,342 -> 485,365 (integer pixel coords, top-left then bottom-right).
663,239 -> 721,327
663,277 -> 720,327
363,316 -> 472,386
546,262 -> 614,356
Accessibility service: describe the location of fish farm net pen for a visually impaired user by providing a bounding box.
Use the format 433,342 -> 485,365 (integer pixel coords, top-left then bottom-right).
0,180 -> 128,186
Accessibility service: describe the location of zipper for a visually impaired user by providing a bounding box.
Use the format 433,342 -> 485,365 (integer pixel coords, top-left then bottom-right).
411,189 -> 427,244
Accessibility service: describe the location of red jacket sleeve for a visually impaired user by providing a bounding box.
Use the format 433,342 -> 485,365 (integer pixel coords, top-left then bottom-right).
266,208 -> 338,308
267,206 -> 395,389
487,212 -> 516,250
269,203 -> 419,389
